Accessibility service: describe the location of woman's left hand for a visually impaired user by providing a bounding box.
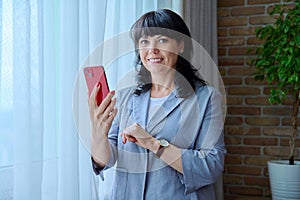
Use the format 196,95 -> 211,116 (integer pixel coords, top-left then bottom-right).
120,123 -> 157,152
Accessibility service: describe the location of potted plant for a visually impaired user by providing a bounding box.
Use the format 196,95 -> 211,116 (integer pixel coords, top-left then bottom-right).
251,0 -> 300,199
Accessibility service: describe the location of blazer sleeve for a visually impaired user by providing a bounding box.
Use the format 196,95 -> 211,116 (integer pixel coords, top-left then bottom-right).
177,89 -> 226,194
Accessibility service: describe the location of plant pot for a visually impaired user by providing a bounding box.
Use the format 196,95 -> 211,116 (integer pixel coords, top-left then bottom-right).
268,160 -> 300,200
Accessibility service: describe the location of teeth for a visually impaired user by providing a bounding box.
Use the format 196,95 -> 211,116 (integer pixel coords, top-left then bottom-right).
149,58 -> 162,62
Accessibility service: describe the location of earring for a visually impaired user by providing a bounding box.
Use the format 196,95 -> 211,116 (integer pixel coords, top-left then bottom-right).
180,49 -> 184,54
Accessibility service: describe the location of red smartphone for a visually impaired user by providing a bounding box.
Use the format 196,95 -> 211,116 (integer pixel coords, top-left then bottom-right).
83,66 -> 110,106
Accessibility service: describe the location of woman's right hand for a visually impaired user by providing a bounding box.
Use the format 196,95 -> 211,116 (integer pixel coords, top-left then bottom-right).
89,82 -> 117,135
88,82 -> 117,166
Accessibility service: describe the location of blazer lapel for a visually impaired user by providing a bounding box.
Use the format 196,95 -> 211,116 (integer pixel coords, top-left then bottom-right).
147,90 -> 184,134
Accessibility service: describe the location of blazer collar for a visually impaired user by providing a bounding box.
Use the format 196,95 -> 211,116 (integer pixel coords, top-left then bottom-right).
132,89 -> 184,132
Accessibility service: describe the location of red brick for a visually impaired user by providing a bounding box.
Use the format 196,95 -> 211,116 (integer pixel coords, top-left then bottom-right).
225,117 -> 243,125
225,155 -> 242,164
248,0 -> 280,4
229,186 -> 263,196
245,117 -> 279,126
218,28 -> 229,36
218,38 -> 245,46
280,138 -> 290,146
228,67 -> 256,76
218,8 -> 231,17
264,147 -> 290,157
228,87 -> 260,95
223,77 -> 243,85
243,137 -> 278,146
228,107 -> 261,115
263,107 -> 292,116
227,96 -> 243,105
247,37 -> 265,45
223,175 -> 243,184
227,146 -> 261,155
218,48 -> 227,56
280,138 -> 300,147
219,58 -> 244,66
224,196 -> 271,200
227,166 -> 261,175
244,157 -> 275,166
226,127 -> 261,135
282,117 -> 300,126
231,6 -> 265,16
230,27 -> 257,36
245,77 -> 268,85
282,96 -> 295,105
249,16 -> 277,25
218,17 -> 248,27
245,97 -> 270,105
244,176 -> 269,186
263,128 -> 292,136
229,47 -> 257,55
218,0 -> 245,7
225,136 -> 242,145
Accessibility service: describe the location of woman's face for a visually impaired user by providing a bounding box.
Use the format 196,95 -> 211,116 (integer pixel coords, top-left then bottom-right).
138,35 -> 184,74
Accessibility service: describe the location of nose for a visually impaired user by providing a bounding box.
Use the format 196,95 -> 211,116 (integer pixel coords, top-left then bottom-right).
147,41 -> 159,54
148,46 -> 159,54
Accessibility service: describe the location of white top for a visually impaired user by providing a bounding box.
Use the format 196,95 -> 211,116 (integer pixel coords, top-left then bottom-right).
148,95 -> 169,123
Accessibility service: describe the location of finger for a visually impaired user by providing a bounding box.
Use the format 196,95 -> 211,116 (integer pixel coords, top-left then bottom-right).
88,82 -> 101,108
107,108 -> 117,128
109,107 -> 118,119
102,98 -> 117,119
120,133 -> 128,144
121,133 -> 137,143
121,133 -> 127,144
128,135 -> 137,143
98,90 -> 115,114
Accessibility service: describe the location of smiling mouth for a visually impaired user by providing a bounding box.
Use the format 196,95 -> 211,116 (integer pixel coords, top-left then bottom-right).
148,58 -> 163,63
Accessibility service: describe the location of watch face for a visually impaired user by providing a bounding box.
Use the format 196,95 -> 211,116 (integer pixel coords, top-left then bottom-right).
159,139 -> 169,147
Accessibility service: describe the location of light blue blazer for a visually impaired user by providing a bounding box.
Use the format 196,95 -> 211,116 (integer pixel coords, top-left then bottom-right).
95,83 -> 226,200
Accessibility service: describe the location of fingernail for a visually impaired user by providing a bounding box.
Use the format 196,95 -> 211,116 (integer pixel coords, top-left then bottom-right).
97,82 -> 101,87
110,90 -> 115,95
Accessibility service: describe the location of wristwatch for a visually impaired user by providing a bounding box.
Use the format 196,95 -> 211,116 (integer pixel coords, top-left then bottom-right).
156,138 -> 169,158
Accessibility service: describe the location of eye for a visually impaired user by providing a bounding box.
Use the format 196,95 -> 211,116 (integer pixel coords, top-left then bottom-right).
158,38 -> 168,43
139,39 -> 149,46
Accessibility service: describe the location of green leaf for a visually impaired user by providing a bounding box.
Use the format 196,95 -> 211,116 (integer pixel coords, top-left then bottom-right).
284,26 -> 289,33
296,35 -> 300,46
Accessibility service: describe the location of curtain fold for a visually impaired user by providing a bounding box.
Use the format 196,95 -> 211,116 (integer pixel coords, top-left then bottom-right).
12,0 -> 43,199
184,0 -> 218,62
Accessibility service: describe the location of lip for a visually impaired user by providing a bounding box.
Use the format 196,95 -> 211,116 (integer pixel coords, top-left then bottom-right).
147,58 -> 164,63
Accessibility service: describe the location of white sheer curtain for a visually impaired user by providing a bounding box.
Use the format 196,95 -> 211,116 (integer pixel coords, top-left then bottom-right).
0,0 -> 183,200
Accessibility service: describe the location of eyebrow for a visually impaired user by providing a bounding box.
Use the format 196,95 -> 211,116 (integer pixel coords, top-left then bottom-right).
155,35 -> 165,39
139,35 -> 165,39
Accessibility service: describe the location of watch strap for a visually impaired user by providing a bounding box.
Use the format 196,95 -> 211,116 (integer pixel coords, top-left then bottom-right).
156,145 -> 165,158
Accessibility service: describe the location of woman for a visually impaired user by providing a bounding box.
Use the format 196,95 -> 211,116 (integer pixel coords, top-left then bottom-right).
89,9 -> 226,199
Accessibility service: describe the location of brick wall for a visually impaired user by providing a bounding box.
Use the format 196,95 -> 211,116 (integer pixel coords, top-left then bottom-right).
217,0 -> 300,199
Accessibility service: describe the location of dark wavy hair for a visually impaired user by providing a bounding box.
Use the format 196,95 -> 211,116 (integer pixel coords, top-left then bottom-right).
130,9 -> 206,97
